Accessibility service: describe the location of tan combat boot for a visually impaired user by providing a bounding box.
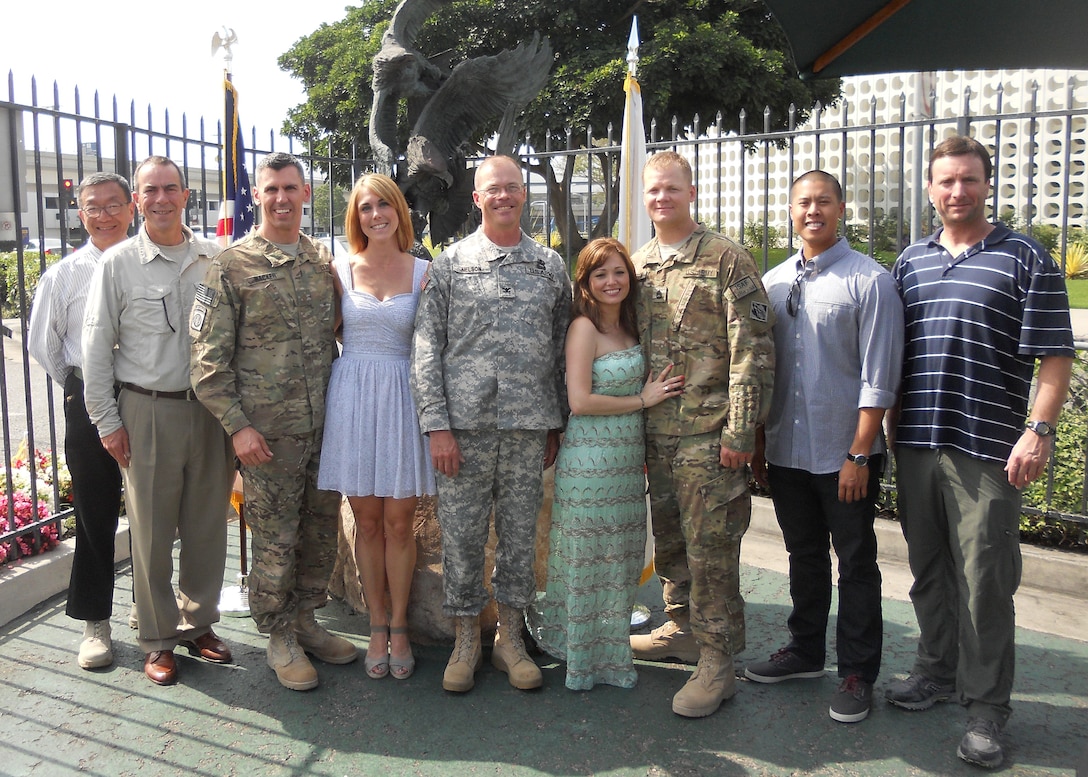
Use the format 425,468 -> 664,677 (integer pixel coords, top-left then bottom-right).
671,645 -> 737,718
267,624 -> 319,691
294,609 -> 359,664
491,603 -> 542,690
630,613 -> 700,663
443,615 -> 483,693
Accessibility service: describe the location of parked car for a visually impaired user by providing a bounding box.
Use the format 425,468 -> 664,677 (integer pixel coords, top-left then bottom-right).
22,238 -> 71,257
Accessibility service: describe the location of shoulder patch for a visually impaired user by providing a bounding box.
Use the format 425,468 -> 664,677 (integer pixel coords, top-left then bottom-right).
750,300 -> 769,323
190,303 -> 208,332
419,268 -> 430,292
729,275 -> 759,299
195,283 -> 220,307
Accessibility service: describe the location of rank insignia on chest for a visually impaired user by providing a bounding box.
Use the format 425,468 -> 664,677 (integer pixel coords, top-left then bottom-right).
652,286 -> 668,303
750,300 -> 769,323
499,282 -> 516,299
195,283 -> 220,307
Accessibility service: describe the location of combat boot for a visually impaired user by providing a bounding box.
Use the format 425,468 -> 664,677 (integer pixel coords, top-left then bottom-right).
267,624 -> 319,691
294,609 -> 359,664
631,613 -> 700,663
443,615 -> 483,693
671,645 -> 737,718
491,603 -> 542,690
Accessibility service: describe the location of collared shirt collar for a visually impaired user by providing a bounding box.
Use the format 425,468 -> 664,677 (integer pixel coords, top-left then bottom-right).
795,235 -> 852,274
477,228 -> 527,262
134,224 -> 198,265
643,223 -> 706,267
925,222 -> 1010,256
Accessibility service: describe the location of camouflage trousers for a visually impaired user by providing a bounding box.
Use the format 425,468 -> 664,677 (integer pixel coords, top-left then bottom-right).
435,429 -> 547,617
241,430 -> 342,633
646,431 -> 752,655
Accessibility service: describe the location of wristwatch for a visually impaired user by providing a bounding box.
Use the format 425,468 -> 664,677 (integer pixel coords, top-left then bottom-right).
1026,420 -> 1056,437
846,452 -> 869,467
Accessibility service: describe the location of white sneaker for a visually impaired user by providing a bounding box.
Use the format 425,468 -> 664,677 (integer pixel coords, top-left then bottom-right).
78,620 -> 114,669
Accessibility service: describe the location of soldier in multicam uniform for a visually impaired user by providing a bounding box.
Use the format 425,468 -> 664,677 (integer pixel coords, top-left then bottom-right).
411,154 -> 572,694
191,152 -> 357,692
630,151 -> 775,718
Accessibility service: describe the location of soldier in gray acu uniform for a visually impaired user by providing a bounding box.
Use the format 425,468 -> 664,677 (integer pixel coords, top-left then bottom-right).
411,154 -> 572,694
630,151 -> 775,718
191,152 -> 357,692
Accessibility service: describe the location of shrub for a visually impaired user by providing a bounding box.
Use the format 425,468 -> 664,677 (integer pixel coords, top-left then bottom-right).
1031,223 -> 1061,255
0,443 -> 72,563
742,220 -> 782,250
0,250 -> 56,318
1021,353 -> 1088,550
1054,241 -> 1088,279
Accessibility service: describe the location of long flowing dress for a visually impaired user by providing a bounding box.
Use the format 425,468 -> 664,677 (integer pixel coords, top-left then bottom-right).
527,344 -> 647,690
317,256 -> 436,498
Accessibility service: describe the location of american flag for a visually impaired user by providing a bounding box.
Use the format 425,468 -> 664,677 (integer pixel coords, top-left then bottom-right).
216,75 -> 254,245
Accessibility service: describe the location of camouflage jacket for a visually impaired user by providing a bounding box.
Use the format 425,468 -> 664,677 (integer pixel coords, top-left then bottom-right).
190,231 -> 337,438
633,224 -> 775,451
410,228 -> 572,433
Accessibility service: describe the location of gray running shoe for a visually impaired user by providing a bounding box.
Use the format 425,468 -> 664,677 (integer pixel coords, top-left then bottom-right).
884,672 -> 956,710
957,717 -> 1004,769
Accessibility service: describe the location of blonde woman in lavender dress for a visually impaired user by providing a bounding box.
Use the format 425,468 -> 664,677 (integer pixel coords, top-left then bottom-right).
318,174 -> 435,680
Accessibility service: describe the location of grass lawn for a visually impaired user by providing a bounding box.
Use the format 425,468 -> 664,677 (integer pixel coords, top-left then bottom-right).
1068,278 -> 1088,309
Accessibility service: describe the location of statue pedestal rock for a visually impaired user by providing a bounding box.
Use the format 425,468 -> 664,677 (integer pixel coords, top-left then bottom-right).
329,469 -> 556,645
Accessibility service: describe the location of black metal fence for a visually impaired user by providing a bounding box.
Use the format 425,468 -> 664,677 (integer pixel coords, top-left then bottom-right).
3,71 -> 1087,561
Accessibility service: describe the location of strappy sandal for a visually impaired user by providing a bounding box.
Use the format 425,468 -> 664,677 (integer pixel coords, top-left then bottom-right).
365,625 -> 389,679
389,626 -> 415,680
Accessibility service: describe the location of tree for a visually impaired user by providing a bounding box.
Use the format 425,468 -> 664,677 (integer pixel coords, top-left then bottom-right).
279,0 -> 841,246
309,183 -> 350,236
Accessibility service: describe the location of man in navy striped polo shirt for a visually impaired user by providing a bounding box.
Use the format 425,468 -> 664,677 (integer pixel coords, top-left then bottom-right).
885,135 -> 1074,769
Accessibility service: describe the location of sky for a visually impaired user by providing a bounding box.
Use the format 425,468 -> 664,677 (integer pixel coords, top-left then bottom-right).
5,0 -> 361,144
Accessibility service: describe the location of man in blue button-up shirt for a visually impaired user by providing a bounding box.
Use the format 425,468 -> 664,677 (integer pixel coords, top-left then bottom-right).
751,170 -> 903,725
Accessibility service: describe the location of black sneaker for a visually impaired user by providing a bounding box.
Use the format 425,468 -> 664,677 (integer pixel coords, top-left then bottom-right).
829,675 -> 872,723
884,672 -> 956,710
957,717 -> 1004,769
744,648 -> 825,683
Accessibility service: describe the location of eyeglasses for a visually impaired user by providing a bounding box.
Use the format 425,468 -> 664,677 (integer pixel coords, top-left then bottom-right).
81,203 -> 127,218
786,270 -> 805,317
476,183 -> 524,198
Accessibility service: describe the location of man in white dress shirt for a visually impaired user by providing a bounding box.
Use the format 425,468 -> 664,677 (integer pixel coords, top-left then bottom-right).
28,172 -> 134,670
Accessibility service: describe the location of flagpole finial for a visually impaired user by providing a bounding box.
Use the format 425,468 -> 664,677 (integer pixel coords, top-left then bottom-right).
211,27 -> 238,70
626,17 -> 640,76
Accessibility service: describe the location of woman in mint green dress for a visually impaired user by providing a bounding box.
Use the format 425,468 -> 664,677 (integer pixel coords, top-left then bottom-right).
528,238 -> 683,690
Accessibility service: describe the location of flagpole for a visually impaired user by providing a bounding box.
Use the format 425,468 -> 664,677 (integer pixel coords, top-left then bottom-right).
618,18 -> 656,625
212,28 -> 254,249
618,17 -> 651,253
210,27 -> 251,617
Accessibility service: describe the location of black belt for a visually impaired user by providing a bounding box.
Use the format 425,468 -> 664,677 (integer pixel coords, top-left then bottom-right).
119,382 -> 198,401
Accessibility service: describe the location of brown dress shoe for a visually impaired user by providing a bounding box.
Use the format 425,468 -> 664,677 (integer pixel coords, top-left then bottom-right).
180,630 -> 233,664
144,650 -> 178,685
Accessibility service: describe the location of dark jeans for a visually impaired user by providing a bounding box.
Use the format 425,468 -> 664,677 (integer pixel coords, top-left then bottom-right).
64,372 -> 123,621
767,458 -> 883,682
